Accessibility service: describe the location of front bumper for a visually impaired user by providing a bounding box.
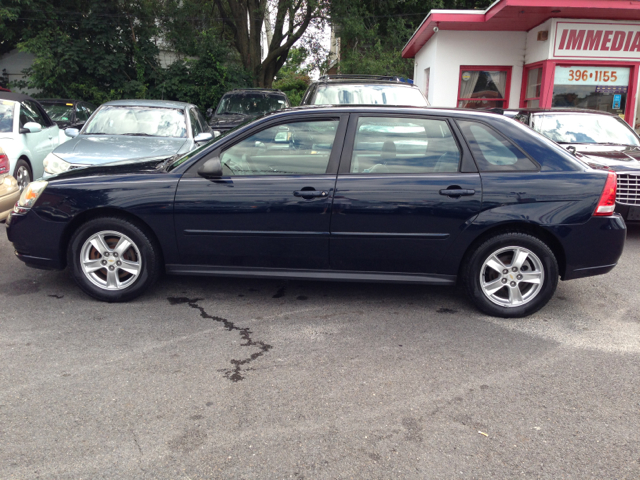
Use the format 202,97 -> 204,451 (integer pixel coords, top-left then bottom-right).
6,209 -> 67,270
0,175 -> 20,221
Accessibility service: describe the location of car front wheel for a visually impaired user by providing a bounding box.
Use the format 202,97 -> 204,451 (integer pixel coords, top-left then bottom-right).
464,233 -> 559,318
68,217 -> 161,302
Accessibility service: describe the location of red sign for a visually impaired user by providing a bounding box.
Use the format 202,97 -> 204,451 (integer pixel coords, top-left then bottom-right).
553,22 -> 640,60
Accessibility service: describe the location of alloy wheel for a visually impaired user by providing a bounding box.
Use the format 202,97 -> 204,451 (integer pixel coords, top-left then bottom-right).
479,246 -> 544,308
80,230 -> 142,291
15,165 -> 30,191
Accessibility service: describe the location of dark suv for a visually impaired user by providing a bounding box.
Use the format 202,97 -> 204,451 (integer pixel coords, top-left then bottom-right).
208,89 -> 290,136
39,99 -> 97,129
300,75 -> 429,107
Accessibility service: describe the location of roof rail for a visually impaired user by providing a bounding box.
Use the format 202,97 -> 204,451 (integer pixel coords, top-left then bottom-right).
318,74 -> 409,83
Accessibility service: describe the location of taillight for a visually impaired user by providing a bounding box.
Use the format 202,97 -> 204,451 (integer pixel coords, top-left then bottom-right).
594,171 -> 617,216
0,148 -> 8,175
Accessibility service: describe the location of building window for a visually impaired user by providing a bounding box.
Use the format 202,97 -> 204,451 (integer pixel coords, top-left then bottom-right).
552,65 -> 630,117
457,66 -> 511,109
524,67 -> 542,108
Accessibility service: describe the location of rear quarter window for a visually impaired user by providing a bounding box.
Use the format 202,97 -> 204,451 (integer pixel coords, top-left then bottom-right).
457,120 -> 538,172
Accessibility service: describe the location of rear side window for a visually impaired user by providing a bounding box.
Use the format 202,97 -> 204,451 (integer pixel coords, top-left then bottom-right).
350,117 -> 460,174
457,120 -> 538,171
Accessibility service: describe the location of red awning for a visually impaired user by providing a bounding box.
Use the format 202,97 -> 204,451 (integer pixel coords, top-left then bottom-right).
402,0 -> 640,58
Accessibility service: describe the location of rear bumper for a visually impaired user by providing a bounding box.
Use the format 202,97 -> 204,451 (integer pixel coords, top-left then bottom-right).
551,214 -> 626,281
0,176 -> 20,222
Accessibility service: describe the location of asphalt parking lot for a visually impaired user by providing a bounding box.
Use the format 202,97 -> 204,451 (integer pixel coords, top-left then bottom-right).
1,225 -> 639,479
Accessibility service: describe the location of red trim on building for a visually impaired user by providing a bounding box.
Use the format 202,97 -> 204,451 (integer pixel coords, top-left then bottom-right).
402,0 -> 640,59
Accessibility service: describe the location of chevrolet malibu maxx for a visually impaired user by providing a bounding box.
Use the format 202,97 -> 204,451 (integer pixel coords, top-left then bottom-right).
6,106 -> 626,317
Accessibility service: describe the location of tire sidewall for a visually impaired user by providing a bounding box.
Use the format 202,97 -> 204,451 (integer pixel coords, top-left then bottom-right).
465,233 -> 559,318
68,217 -> 158,302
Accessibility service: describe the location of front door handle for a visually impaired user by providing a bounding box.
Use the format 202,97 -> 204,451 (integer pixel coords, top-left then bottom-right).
293,190 -> 329,198
439,189 -> 476,197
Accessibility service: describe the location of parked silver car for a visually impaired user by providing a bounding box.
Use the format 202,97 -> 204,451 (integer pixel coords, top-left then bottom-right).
43,100 -> 213,175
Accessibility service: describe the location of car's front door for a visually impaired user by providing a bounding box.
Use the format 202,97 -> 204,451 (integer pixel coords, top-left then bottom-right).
330,114 -> 482,275
19,101 -> 53,178
174,114 -> 347,270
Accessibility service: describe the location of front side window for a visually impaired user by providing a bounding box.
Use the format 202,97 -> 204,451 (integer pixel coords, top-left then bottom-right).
20,101 -> 47,127
220,119 -> 339,175
84,106 -> 187,138
189,109 -> 203,136
313,84 -> 428,107
0,100 -> 15,133
350,117 -> 460,174
458,120 -> 537,171
43,103 -> 74,123
458,67 -> 510,109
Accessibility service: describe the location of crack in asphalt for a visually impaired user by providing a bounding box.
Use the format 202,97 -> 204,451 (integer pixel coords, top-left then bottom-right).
167,297 -> 272,382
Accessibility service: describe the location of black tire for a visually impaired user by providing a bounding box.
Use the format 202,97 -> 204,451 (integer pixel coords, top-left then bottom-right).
68,217 -> 162,302
14,159 -> 32,191
463,233 -> 559,318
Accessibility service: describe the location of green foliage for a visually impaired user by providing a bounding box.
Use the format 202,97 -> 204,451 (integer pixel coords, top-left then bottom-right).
154,31 -> 252,112
273,47 -> 312,106
14,0 -> 161,102
10,1 -> 251,112
331,0 -> 495,78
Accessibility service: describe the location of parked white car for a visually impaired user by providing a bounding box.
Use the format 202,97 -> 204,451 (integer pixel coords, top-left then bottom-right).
0,92 -> 60,190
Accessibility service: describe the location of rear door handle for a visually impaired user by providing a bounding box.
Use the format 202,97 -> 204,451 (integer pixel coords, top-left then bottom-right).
293,190 -> 328,198
439,189 -> 476,197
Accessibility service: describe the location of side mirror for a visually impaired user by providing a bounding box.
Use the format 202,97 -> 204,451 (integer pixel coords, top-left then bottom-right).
65,128 -> 79,138
194,132 -> 213,143
20,122 -> 42,134
197,156 -> 223,178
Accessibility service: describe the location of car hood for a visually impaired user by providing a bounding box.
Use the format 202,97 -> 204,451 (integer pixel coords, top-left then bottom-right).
570,144 -> 640,172
53,135 -> 188,165
210,113 -> 256,128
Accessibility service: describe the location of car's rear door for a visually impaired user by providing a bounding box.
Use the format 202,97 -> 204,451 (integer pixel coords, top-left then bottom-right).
329,113 -> 482,275
174,113 -> 348,270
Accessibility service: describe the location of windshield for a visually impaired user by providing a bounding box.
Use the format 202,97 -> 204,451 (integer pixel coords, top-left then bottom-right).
42,104 -> 74,123
313,84 -> 428,106
215,93 -> 288,116
0,100 -> 14,133
84,105 -> 187,138
534,113 -> 640,146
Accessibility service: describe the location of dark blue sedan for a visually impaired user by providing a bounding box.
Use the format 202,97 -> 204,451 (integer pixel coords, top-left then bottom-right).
6,106 -> 626,317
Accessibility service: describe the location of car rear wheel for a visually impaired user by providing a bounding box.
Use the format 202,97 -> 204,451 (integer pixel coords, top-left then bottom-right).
68,217 -> 161,302
464,233 -> 558,318
14,159 -> 31,191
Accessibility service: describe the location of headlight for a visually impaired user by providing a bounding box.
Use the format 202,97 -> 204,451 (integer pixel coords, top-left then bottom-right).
43,153 -> 71,175
213,130 -> 221,138
13,180 -> 48,213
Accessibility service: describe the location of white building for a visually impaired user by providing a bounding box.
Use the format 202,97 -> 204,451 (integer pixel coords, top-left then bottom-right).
402,0 -> 640,130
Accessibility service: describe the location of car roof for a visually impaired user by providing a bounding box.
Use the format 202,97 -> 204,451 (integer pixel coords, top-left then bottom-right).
39,98 -> 82,104
0,91 -> 37,103
223,89 -> 287,95
315,75 -> 417,87
503,107 -> 616,116
103,99 -> 192,109
267,104 -> 510,121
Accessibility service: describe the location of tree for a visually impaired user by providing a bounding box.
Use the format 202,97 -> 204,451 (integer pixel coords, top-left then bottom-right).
214,0 -> 328,87
273,46 -> 311,105
331,0 -> 494,78
15,0 -> 162,103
